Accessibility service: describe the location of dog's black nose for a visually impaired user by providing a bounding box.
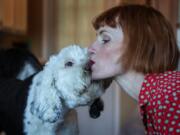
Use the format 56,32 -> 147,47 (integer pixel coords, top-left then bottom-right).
84,61 -> 92,72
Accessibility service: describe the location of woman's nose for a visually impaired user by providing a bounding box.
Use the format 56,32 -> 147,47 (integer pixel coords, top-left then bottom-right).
88,44 -> 96,55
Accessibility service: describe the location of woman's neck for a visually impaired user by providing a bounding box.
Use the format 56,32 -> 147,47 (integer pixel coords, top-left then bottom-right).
115,70 -> 145,101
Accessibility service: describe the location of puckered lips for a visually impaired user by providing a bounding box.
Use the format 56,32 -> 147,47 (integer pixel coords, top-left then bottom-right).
89,60 -> 95,66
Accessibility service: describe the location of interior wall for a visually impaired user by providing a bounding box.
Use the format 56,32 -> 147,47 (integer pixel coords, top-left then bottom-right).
27,0 -> 43,60
149,0 -> 178,35
56,0 -> 105,49
77,82 -> 121,135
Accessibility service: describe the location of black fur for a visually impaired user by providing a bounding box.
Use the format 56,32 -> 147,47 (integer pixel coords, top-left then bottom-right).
0,48 -> 42,135
0,48 -> 42,79
0,76 -> 33,135
89,98 -> 104,119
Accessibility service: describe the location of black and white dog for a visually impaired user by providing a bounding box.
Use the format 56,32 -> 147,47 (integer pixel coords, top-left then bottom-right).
0,45 -> 105,135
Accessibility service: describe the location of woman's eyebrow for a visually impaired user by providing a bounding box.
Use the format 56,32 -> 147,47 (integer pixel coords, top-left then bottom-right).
96,30 -> 108,36
99,30 -> 107,34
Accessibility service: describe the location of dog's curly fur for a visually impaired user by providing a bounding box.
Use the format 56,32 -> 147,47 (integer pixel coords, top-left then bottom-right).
23,45 -> 104,135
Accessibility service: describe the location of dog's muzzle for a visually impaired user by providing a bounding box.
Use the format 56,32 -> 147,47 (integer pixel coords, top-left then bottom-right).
84,60 -> 93,72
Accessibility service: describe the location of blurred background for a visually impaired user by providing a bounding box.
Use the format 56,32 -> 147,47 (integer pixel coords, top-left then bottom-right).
0,0 -> 179,135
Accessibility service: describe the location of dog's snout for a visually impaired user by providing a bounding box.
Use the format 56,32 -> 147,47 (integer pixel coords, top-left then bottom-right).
84,61 -> 92,72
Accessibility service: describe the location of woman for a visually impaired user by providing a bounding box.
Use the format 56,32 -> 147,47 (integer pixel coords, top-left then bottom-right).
88,4 -> 180,134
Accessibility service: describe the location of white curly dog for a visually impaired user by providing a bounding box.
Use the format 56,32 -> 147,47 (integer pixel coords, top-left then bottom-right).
23,45 -> 103,135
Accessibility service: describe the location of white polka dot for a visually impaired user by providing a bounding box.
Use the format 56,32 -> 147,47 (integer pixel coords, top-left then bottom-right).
144,99 -> 148,103
165,100 -> 170,104
169,127 -> 174,132
164,82 -> 167,84
167,113 -> 171,117
160,80 -> 164,83
169,107 -> 174,111
163,105 -> 167,109
145,91 -> 149,95
164,119 -> 169,124
158,119 -> 161,123
154,108 -> 156,112
142,87 -> 145,90
167,86 -> 171,89
158,112 -> 162,116
157,101 -> 161,105
159,105 -> 163,109
174,97 -> 178,101
152,89 -> 156,93
172,92 -> 177,96
163,89 -> 167,92
168,90 -> 172,93
176,129 -> 180,133
171,121 -> 176,125
165,95 -> 169,99
174,115 -> 179,119
177,110 -> 180,114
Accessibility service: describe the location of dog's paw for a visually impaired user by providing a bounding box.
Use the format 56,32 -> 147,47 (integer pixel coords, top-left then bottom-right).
30,101 -> 61,123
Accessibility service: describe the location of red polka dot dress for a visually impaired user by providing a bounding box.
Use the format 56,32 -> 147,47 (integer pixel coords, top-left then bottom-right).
139,71 -> 180,135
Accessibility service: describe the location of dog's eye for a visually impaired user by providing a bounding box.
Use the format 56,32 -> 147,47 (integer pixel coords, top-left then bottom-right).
65,61 -> 74,67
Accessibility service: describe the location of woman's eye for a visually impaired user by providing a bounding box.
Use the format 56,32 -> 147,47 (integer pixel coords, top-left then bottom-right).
101,35 -> 110,44
102,39 -> 110,44
65,61 -> 74,67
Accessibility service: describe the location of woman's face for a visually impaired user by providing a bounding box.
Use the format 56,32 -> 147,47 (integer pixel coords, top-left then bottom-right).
88,26 -> 125,80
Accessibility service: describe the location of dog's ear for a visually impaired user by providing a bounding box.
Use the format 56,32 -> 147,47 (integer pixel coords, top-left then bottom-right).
89,98 -> 104,119
29,67 -> 64,123
29,82 -> 63,124
30,99 -> 62,123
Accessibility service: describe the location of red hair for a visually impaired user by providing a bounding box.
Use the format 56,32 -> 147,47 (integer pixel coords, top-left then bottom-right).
92,4 -> 179,74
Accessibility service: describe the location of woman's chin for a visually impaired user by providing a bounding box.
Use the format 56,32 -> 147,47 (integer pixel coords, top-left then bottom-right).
91,73 -> 108,80
91,73 -> 102,80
